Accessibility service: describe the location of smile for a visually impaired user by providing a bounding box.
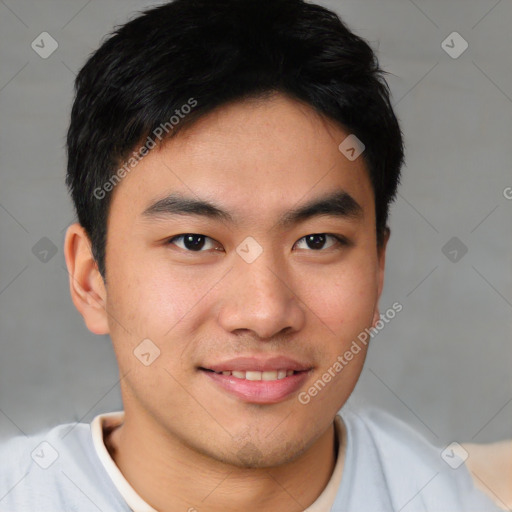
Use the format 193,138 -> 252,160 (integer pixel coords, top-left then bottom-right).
200,367 -> 311,404
204,369 -> 296,381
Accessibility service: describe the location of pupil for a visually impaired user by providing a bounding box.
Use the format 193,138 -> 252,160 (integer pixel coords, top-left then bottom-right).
307,234 -> 326,250
184,234 -> 205,250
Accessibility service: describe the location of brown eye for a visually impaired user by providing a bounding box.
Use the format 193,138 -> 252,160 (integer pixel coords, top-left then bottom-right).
167,234 -> 219,252
294,234 -> 347,251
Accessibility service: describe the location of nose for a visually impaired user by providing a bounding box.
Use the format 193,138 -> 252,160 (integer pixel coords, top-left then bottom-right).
216,249 -> 306,340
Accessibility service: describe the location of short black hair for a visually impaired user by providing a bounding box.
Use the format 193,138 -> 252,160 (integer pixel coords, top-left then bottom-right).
66,0 -> 404,281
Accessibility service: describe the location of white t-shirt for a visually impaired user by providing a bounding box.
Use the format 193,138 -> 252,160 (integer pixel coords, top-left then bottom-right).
0,406 -> 502,511
89,410 -> 345,512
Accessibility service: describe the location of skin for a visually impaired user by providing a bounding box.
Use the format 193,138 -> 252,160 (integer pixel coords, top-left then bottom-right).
462,441 -> 512,510
64,93 -> 388,512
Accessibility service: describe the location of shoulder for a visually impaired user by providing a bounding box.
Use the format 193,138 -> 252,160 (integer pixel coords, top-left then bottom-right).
0,420 -> 128,511
337,407 -> 504,511
462,440 -> 512,510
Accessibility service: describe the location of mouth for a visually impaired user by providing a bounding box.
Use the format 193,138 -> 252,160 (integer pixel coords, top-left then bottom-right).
198,359 -> 312,404
200,368 -> 299,381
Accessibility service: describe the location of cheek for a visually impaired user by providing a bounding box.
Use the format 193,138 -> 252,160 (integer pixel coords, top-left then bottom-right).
106,249 -> 218,345
332,275 -> 377,331
298,261 -> 377,410
297,258 -> 379,340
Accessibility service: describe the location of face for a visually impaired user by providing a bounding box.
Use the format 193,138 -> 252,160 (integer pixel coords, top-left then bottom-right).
72,93 -> 387,468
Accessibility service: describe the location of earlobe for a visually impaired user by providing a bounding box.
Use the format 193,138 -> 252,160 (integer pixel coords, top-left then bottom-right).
371,307 -> 381,328
64,223 -> 110,335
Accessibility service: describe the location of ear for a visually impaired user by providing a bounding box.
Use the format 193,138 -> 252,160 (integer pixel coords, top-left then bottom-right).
371,227 -> 390,328
63,223 -> 109,335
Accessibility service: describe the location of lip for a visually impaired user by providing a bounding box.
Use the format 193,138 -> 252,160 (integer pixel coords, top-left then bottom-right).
201,369 -> 310,404
199,356 -> 313,404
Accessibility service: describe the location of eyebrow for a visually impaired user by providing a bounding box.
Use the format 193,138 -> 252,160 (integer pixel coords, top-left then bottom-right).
140,190 -> 363,227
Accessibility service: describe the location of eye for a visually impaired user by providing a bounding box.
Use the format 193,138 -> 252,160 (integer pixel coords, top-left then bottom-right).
294,233 -> 348,251
167,233 -> 222,252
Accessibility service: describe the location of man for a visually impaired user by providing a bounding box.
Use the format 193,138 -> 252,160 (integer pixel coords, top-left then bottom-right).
0,0 -> 508,510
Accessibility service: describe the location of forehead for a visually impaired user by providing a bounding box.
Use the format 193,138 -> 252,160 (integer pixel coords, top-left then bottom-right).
108,94 -> 374,226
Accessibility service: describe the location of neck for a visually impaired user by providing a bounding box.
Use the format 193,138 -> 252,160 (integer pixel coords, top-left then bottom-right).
105,410 -> 344,512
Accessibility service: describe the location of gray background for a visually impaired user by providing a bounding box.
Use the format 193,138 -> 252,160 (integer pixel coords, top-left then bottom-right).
0,0 -> 511,446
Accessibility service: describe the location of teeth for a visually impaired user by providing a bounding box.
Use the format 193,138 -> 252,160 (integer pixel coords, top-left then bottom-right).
246,371 -> 261,381
214,369 -> 296,381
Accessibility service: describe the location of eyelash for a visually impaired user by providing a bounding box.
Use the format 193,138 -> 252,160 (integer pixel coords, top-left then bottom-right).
166,233 -> 350,253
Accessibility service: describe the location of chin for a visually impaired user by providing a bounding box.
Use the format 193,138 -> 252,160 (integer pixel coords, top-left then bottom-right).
208,437 -> 311,469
